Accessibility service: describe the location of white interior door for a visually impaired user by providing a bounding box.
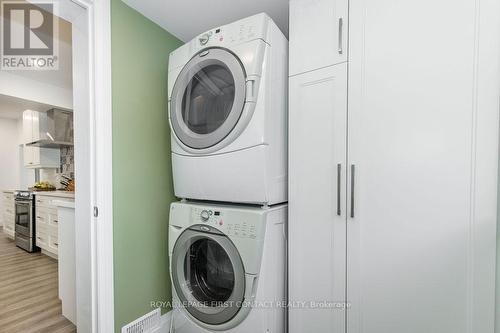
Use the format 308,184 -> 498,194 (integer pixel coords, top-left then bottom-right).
289,63 -> 348,333
346,0 -> 499,332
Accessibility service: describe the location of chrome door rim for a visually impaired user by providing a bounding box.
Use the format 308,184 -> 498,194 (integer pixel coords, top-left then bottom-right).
170,48 -> 246,149
171,227 -> 246,325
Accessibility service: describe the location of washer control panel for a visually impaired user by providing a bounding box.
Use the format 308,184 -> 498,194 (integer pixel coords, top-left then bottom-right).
190,207 -> 259,240
226,221 -> 257,239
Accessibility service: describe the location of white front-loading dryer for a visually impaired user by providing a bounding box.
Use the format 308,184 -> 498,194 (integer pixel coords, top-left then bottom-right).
168,13 -> 288,205
168,201 -> 287,333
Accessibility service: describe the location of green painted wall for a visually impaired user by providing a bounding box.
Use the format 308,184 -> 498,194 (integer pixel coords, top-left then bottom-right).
111,1 -> 182,331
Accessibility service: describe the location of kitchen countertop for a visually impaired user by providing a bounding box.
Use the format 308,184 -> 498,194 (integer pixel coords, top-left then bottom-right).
2,190 -> 15,193
34,191 -> 75,199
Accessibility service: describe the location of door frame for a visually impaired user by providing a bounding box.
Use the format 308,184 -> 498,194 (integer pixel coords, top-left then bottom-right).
59,1 -> 114,332
77,1 -> 114,332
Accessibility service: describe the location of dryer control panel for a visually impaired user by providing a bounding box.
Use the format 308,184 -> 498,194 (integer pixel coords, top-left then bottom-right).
193,13 -> 270,50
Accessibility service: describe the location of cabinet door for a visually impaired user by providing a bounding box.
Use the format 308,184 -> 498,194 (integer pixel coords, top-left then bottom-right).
289,63 -> 348,333
24,145 -> 60,168
22,110 -> 33,144
48,233 -> 59,256
3,213 -> 15,237
23,145 -> 34,167
289,0 -> 348,76
346,0 -> 499,332
31,111 -> 41,142
32,146 -> 41,165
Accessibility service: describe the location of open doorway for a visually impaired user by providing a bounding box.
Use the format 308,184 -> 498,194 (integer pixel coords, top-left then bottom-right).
0,1 -> 112,332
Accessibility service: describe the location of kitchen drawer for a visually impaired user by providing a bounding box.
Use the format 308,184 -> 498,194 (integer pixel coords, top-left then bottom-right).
4,221 -> 15,233
36,232 -> 48,249
36,221 -> 48,234
3,197 -> 14,211
3,193 -> 14,201
48,211 -> 58,227
3,212 -> 14,224
48,234 -> 59,254
36,206 -> 50,214
49,224 -> 58,238
3,224 -> 15,238
35,196 -> 55,209
4,206 -> 15,215
36,212 -> 49,225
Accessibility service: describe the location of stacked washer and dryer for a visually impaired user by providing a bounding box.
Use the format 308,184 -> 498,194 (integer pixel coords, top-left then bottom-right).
167,14 -> 289,333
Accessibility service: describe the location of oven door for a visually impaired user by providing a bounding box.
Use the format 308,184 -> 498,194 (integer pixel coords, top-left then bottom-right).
15,200 -> 32,237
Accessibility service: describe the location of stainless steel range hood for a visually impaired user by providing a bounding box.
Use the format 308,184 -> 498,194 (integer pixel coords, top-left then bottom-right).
27,108 -> 74,148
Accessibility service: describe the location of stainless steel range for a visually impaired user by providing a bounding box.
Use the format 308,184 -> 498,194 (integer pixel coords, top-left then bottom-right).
14,191 -> 39,253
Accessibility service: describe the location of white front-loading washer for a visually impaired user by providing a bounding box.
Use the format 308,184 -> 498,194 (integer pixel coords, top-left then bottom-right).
168,201 -> 287,333
168,13 -> 288,205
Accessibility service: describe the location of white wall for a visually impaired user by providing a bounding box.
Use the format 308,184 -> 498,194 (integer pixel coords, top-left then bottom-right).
0,118 -> 21,189
0,117 -> 21,226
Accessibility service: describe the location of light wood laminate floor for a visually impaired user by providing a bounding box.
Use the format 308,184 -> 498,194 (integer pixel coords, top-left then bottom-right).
0,230 -> 76,333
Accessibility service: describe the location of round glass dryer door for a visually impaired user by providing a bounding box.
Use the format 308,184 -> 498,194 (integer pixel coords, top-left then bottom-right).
172,227 -> 246,325
170,48 -> 247,149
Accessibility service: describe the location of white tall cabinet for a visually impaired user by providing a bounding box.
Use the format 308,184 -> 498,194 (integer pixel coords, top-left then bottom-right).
289,0 -> 348,76
289,64 -> 348,332
288,0 -> 500,333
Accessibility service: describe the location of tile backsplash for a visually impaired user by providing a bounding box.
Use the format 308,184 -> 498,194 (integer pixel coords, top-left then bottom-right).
60,146 -> 74,178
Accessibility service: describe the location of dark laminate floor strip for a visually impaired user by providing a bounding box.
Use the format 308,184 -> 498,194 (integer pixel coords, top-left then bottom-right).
0,230 -> 76,333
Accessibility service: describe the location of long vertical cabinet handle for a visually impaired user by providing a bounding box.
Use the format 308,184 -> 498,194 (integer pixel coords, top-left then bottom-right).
337,163 -> 342,216
350,164 -> 355,218
338,17 -> 344,54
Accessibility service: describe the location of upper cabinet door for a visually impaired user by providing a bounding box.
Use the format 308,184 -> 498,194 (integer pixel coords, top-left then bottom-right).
289,0 -> 348,76
289,63 -> 348,333
22,110 -> 33,144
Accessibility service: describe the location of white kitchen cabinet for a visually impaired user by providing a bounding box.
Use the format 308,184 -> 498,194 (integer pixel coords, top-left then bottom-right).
289,64 -> 347,333
2,191 -> 15,238
35,195 -> 62,258
289,0 -> 348,76
22,110 -> 60,169
23,144 -> 60,168
54,200 -> 76,324
23,110 -> 34,144
289,0 -> 500,332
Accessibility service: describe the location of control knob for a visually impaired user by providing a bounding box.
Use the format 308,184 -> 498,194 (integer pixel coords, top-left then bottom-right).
199,33 -> 210,45
200,210 -> 210,222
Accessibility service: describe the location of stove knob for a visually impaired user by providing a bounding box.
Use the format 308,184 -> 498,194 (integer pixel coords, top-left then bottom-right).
200,210 -> 210,222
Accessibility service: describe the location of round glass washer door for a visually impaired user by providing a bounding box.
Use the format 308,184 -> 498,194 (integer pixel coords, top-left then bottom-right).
171,227 -> 246,325
170,48 -> 247,149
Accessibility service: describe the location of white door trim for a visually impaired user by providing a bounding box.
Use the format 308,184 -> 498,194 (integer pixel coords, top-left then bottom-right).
64,0 -> 114,332
87,1 -> 114,332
